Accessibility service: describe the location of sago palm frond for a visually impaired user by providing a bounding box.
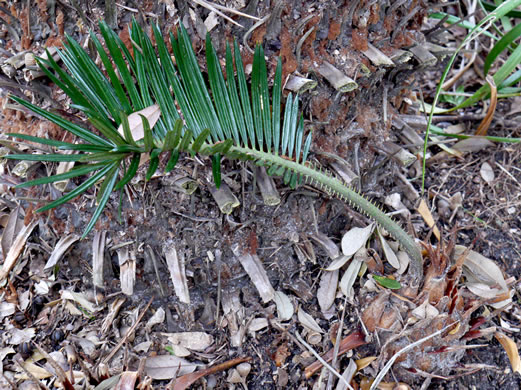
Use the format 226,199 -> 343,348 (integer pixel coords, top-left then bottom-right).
6,20 -> 423,280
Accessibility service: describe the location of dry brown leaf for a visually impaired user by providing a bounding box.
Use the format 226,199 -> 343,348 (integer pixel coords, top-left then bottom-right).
44,234 -> 79,269
355,356 -> 377,371
232,243 -> 275,303
1,206 -> 24,259
118,247 -> 136,296
144,355 -> 198,380
417,199 -> 440,240
317,269 -> 339,312
117,104 -> 161,141
340,249 -> 363,298
115,371 -> 138,390
310,232 -> 340,259
455,245 -> 507,291
341,224 -> 373,257
0,219 -> 38,283
297,307 -> 323,333
163,332 -> 214,351
325,255 -> 351,271
495,332 -> 521,374
273,291 -> 294,321
377,229 -> 400,269
164,243 -> 190,304
475,76 -> 497,136
480,162 -> 495,184
92,231 -> 106,288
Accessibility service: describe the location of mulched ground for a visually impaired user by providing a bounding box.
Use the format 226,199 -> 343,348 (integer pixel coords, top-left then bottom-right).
1,1 -> 520,389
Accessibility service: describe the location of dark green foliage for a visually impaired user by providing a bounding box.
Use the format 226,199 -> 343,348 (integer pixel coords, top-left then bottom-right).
7,20 -> 311,237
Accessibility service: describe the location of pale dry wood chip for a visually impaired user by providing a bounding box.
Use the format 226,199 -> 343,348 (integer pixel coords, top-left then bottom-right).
92,231 -> 106,288
163,332 -> 214,351
480,162 -> 495,184
455,245 -> 508,291
317,270 -> 339,312
341,224 -> 373,257
273,291 -> 294,321
340,248 -> 365,297
60,290 -> 100,314
377,229 -> 400,269
417,198 -> 440,241
117,104 -> 161,141
144,355 -> 198,380
165,244 -> 190,304
495,332 -> 521,374
232,243 -> 275,303
0,219 -> 38,283
44,234 -> 79,269
297,307 -> 324,333
118,247 -> 136,296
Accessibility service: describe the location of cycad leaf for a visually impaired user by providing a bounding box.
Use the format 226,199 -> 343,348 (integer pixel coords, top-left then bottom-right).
6,153 -> 89,162
206,35 -> 237,142
165,149 -> 180,173
225,43 -> 247,146
8,133 -> 75,149
83,162 -> 119,238
258,45 -> 272,152
115,153 -> 140,190
98,21 -> 142,109
211,154 -> 222,188
234,41 -> 255,148
251,46 -> 264,150
145,150 -> 161,181
272,58 -> 282,153
17,162 -> 108,188
163,119 -> 183,151
192,129 -> 211,152
140,114 -> 155,153
10,96 -> 111,147
89,31 -> 132,113
37,163 -> 115,212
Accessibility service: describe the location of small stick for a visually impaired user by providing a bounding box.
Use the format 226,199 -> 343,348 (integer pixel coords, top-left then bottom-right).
369,322 -> 457,390
102,297 -> 153,364
295,332 -> 354,390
